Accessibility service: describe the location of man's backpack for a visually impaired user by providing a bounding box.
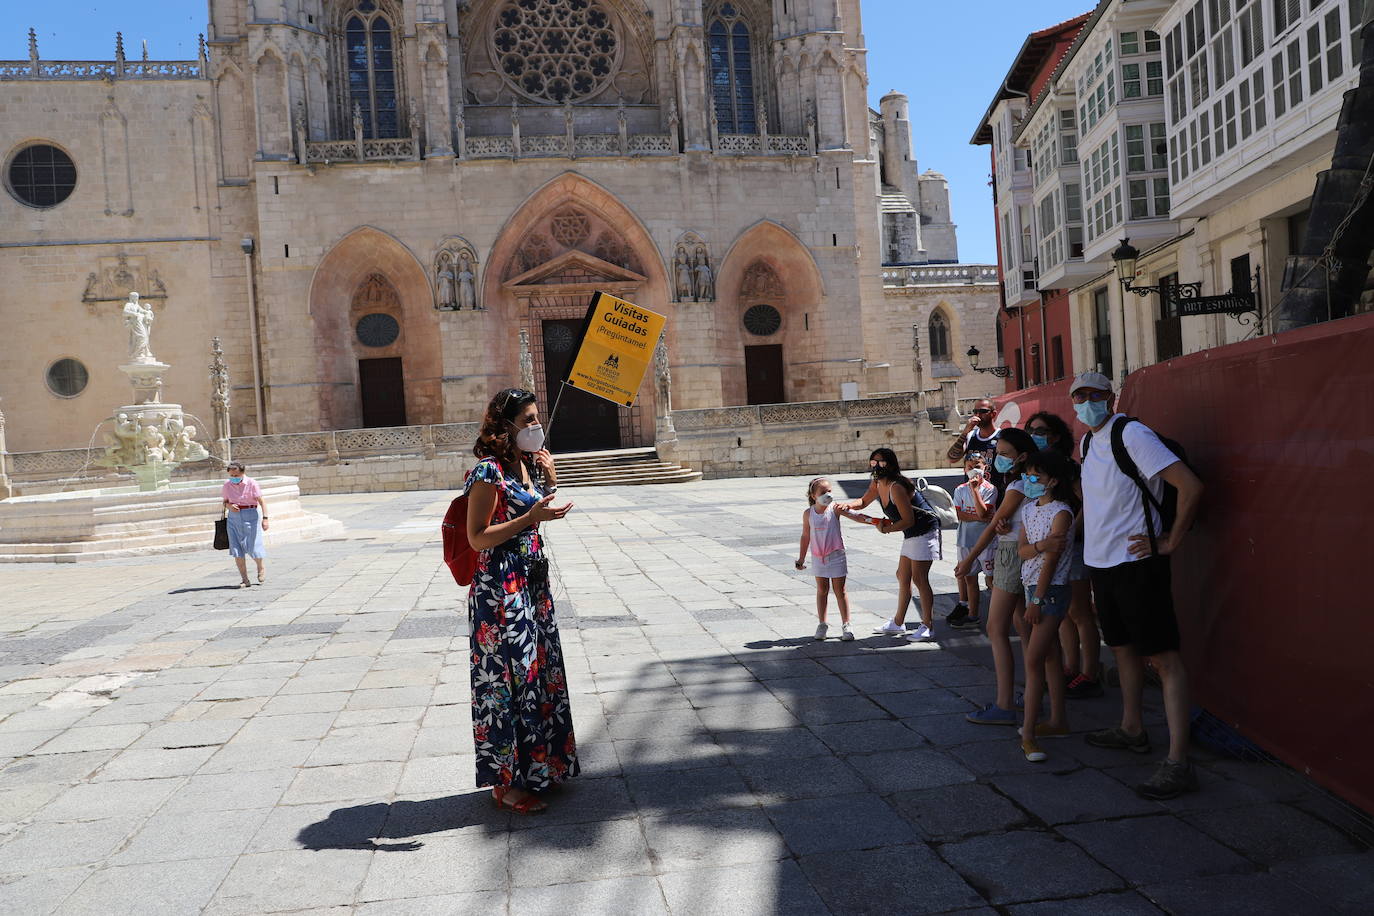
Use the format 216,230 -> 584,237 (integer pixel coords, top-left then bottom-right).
1082,416 -> 1191,556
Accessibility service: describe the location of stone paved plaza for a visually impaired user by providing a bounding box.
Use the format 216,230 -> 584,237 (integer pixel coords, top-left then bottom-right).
0,476 -> 1370,914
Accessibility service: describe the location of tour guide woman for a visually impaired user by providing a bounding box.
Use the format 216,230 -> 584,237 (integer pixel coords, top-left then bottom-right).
464,388 -> 578,814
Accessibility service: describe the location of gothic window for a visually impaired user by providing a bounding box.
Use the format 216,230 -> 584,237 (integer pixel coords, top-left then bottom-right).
708,4 -> 757,133
341,0 -> 399,137
492,0 -> 621,103
929,310 -> 951,361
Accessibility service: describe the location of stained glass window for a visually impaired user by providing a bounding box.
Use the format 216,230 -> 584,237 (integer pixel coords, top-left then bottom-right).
346,4 -> 397,138
708,6 -> 757,133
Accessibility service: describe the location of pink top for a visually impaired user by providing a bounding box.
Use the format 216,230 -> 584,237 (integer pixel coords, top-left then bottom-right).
808,504 -> 845,559
221,476 -> 263,506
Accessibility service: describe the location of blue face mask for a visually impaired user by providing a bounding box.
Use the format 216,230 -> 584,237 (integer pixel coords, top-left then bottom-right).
228,476 -> 243,484
1031,434 -> 1050,450
1074,398 -> 1111,427
993,455 -> 1015,474
1022,474 -> 1047,500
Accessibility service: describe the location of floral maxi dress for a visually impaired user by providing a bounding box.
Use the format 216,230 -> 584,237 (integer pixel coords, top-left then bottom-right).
463,457 -> 579,790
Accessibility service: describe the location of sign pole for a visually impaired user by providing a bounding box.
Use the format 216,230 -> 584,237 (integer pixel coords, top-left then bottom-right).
544,379 -> 569,442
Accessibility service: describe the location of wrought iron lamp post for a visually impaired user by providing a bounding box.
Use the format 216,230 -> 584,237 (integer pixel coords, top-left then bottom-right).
966,346 -> 1012,378
1111,238 -> 1260,324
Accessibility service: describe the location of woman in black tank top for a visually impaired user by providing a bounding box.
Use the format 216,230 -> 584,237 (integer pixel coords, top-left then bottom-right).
835,448 -> 938,642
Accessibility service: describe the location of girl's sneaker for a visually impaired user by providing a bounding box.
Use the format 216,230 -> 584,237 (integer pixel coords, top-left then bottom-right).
965,704 -> 1019,726
907,624 -> 934,642
1020,723 -> 1072,739
1022,738 -> 1047,762
813,622 -> 828,641
872,619 -> 905,636
945,602 -> 970,625
840,623 -> 855,641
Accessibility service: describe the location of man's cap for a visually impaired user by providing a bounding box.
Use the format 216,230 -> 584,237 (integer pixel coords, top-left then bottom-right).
1070,371 -> 1113,394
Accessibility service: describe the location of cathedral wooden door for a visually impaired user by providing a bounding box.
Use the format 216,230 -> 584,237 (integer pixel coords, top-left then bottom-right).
744,344 -> 786,405
541,319 -> 621,452
358,357 -> 407,428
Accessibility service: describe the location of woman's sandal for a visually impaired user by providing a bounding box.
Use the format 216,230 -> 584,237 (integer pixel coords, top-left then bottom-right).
239,580 -> 252,589
492,786 -> 547,815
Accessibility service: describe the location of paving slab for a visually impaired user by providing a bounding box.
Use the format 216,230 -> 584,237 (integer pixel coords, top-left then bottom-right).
765,792 -> 919,855
657,860 -> 828,916
1139,872 -> 1328,915
938,830 -> 1125,905
1058,815 -> 1254,884
888,782 -> 1032,841
797,843 -> 985,915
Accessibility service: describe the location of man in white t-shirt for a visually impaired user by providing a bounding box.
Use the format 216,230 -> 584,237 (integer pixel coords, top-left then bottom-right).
1070,371 -> 1204,800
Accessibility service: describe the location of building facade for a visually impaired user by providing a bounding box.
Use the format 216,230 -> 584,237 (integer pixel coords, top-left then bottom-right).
979,0 -> 1366,396
0,0 -> 994,456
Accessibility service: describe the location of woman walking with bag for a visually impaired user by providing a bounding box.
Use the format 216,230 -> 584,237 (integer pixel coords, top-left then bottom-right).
464,388 -> 577,814
221,461 -> 268,588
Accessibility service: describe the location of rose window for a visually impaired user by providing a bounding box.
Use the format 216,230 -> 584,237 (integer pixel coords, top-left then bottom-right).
550,209 -> 591,247
492,0 -> 621,102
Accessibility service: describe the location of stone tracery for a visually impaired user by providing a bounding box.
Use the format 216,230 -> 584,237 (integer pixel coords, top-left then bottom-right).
506,206 -> 641,279
490,0 -> 622,103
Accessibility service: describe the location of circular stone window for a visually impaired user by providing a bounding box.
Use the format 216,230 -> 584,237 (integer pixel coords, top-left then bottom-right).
743,304 -> 783,336
7,144 -> 77,208
46,358 -> 89,398
492,0 -> 621,102
355,313 -> 400,348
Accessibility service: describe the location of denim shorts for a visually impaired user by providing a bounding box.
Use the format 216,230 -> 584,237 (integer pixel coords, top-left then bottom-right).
1024,583 -> 1072,617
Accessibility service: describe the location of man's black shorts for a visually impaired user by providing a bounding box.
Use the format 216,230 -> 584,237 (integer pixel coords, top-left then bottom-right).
1088,555 -> 1180,656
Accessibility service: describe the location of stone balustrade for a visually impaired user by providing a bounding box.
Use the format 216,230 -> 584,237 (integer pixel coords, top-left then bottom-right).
0,30 -> 206,81
882,264 -> 1000,287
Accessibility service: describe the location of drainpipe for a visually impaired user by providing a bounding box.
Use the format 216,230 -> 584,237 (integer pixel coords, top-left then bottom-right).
241,236 -> 267,435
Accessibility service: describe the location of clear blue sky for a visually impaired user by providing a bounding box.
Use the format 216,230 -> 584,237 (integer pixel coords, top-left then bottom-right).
7,1 -> 1094,263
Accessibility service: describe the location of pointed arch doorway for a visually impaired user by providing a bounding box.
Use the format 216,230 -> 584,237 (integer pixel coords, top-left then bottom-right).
506,251 -> 650,452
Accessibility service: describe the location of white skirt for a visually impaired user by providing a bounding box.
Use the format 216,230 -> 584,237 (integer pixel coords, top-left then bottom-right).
812,548 -> 849,579
899,529 -> 941,562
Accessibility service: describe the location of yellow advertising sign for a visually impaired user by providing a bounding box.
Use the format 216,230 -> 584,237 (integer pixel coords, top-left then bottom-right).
564,292 -> 667,407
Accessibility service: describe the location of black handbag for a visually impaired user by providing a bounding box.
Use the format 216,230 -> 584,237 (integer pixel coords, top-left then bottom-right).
213,515 -> 230,550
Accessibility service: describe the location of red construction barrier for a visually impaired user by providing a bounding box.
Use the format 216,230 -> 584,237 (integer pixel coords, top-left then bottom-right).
1113,313 -> 1374,814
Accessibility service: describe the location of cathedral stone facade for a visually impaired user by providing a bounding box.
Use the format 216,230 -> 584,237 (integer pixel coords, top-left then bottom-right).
1,0 -> 970,454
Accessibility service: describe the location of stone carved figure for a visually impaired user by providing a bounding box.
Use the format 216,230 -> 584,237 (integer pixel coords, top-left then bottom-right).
519,328 -> 536,394
693,248 -> 715,301
437,262 -> 456,310
162,416 -> 208,462
140,423 -> 168,463
654,336 -> 671,415
102,412 -> 141,466
457,253 -> 477,311
123,292 -> 156,363
210,337 -> 231,445
675,251 -> 693,302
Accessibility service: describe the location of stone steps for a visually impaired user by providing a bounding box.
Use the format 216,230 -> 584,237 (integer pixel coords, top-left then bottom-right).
0,476 -> 345,563
549,447 -> 701,488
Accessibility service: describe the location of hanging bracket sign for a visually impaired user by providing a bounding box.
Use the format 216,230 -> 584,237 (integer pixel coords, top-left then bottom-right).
563,291 -> 667,407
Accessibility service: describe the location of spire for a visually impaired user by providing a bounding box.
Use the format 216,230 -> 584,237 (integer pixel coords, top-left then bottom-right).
27,27 -> 38,63
141,38 -> 149,61
114,31 -> 125,64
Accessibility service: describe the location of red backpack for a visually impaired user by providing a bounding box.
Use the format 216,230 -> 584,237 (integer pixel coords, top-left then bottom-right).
441,494 -> 479,586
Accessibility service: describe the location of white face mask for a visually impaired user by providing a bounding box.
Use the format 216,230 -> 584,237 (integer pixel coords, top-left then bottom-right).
816,492 -> 834,506
514,422 -> 545,453
966,469 -> 983,481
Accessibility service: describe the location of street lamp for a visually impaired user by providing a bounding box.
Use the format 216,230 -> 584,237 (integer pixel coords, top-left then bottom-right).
1112,237 -> 1202,300
967,346 -> 1011,378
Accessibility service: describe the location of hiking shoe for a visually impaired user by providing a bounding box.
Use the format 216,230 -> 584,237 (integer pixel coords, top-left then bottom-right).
1022,738 -> 1047,762
908,624 -> 934,642
965,704 -> 1018,726
872,619 -> 905,636
840,623 -> 855,641
1066,674 -> 1105,699
814,622 -> 829,641
945,603 -> 970,625
1136,758 -> 1199,799
1085,727 -> 1151,754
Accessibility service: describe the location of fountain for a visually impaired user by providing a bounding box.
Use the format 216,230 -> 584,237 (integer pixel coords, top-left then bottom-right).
91,292 -> 211,490
0,296 -> 343,562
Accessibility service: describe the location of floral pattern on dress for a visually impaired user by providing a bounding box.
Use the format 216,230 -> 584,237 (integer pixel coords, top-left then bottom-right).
463,457 -> 579,790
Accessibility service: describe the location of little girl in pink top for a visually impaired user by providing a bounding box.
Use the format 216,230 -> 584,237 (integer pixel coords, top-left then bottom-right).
795,477 -> 876,641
